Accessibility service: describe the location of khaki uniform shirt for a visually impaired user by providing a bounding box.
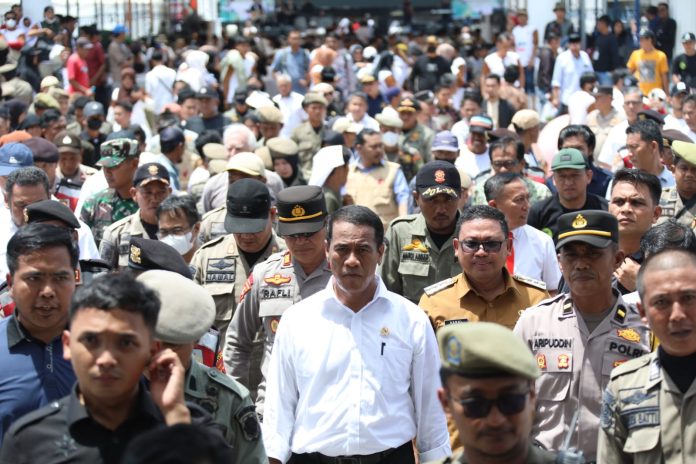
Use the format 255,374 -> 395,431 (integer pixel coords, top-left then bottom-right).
291,121 -> 324,180
99,211 -> 157,269
398,123 -> 434,181
185,361 -> 267,463
419,271 -> 549,331
598,352 -> 696,464
513,292 -> 653,461
657,187 -> 696,229
55,164 -> 97,187
346,161 -> 400,230
427,444 -> 557,464
224,251 -> 332,416
587,108 -> 625,160
198,206 -> 228,245
380,213 -> 460,304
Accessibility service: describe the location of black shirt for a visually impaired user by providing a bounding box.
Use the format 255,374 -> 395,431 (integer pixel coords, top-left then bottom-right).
185,114 -> 232,137
527,193 -> 608,242
0,383 -> 222,464
409,55 -> 450,93
672,53 -> 696,89
592,32 -> 620,72
545,164 -> 614,198
658,346 -> 696,394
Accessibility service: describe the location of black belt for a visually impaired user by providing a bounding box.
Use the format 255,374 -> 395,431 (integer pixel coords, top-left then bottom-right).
293,441 -> 409,464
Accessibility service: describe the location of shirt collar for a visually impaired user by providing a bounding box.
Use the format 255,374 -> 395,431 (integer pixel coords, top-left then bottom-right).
6,313 -> 27,347
326,274 -> 388,312
458,268 -> 519,299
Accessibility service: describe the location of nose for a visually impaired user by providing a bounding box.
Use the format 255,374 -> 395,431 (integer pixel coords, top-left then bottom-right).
669,302 -> 688,323
484,403 -> 508,427
344,250 -> 360,267
96,347 -> 117,368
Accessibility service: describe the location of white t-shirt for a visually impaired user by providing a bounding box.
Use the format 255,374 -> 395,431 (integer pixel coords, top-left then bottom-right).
510,225 -> 561,291
455,146 -> 490,178
567,90 -> 596,125
484,51 -> 520,78
512,24 -> 536,67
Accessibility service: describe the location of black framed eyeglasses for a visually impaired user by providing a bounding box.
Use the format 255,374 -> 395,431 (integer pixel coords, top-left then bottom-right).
456,391 -> 530,418
459,239 -> 505,253
491,160 -> 519,170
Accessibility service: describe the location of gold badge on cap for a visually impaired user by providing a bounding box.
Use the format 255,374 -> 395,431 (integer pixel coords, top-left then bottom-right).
148,164 -> 159,175
291,205 -> 305,218
572,214 -> 587,229
434,169 -> 446,184
130,245 -> 142,264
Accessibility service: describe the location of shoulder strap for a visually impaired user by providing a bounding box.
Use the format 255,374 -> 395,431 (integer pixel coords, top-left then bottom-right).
674,194 -> 696,220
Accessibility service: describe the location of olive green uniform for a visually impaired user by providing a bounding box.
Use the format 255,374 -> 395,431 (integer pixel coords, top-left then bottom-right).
291,122 -> 324,180
598,351 -> 696,463
99,211 -> 157,269
380,213 -> 460,304
398,123 -> 434,181
322,186 -> 342,214
427,445 -> 557,463
185,360 -> 267,464
657,187 -> 696,229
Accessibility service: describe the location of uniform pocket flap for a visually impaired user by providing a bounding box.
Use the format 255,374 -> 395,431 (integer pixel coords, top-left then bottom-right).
623,422 -> 660,453
537,372 -> 572,402
397,256 -> 431,276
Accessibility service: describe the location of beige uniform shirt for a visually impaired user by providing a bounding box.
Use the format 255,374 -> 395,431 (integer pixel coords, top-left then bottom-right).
224,250 -> 332,415
345,161 -> 401,231
598,352 -> 696,464
587,108 -> 625,160
380,213 -> 460,304
291,121 -> 324,180
513,292 -> 653,461
198,206 -> 228,244
658,187 -> 696,229
99,211 -> 157,269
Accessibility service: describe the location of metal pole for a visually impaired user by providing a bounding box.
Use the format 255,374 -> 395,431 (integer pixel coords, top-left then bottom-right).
580,0 -> 586,49
635,0 -> 640,32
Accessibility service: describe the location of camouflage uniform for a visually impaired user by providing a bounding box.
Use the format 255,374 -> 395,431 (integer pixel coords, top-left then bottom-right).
185,360 -> 267,463
99,212 -> 157,270
471,173 -> 552,206
198,206 -> 228,244
79,188 -> 138,246
224,251 -> 331,416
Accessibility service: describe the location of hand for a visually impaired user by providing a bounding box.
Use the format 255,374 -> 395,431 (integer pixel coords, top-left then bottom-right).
614,258 -> 640,292
148,348 -> 191,425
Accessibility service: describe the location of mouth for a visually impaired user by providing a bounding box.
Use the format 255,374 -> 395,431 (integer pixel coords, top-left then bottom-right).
669,328 -> 693,339
34,305 -> 58,315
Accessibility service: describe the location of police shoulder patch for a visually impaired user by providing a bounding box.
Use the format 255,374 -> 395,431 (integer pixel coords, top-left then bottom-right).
235,405 -> 261,441
512,274 -> 547,290
423,277 -> 456,296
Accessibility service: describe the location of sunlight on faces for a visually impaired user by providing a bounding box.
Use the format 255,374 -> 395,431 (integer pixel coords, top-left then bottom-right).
326,221 -> 384,296
608,181 -> 660,237
455,218 -> 509,281
558,242 -> 622,297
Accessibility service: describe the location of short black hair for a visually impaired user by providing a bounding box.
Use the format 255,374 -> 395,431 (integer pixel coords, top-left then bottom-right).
69,272 -> 160,332
347,91 -> 368,105
640,220 -> 696,257
597,14 -> 612,26
462,89 -> 483,107
177,88 -> 196,105
611,168 -> 661,205
455,205 -> 509,239
194,130 -> 223,158
114,100 -> 133,113
40,109 -> 61,128
489,136 -> 524,162
356,128 -> 380,146
484,74 -> 501,85
327,205 -> 384,248
7,223 -> 78,275
156,195 -> 201,227
682,94 -> 696,108
558,124 -> 597,156
484,172 -> 525,202
580,72 -> 598,88
5,167 -> 50,201
626,119 -> 663,153
503,65 -> 519,84
151,50 -> 164,62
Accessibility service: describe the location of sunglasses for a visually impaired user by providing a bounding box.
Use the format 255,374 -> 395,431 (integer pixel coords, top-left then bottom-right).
286,230 -> 319,240
459,239 -> 505,253
457,391 -> 530,418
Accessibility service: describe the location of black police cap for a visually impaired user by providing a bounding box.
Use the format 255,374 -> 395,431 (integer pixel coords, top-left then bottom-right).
128,237 -> 192,279
276,185 -> 327,236
225,178 -> 270,234
25,199 -> 80,229
555,210 -> 619,251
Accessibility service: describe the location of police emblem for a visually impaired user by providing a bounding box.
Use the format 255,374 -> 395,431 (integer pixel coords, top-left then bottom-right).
445,335 -> 462,365
380,326 -> 390,336
270,317 -> 280,334
557,354 -> 570,369
434,169 -> 446,184
613,359 -> 627,368
402,238 -> 428,253
291,205 -> 305,217
617,328 -> 641,343
536,353 -> 547,370
572,214 -> 587,228
129,245 -> 142,264
55,434 -> 77,457
148,164 -> 159,175
264,274 -> 292,285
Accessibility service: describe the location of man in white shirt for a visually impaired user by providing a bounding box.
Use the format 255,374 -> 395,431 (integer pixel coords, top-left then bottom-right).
682,93 -> 696,142
512,9 -> 538,107
597,87 -> 643,170
455,113 -> 493,178
145,50 -> 177,114
272,74 -> 305,138
551,33 -> 594,114
263,205 -> 451,464
485,172 -> 560,292
567,72 -> 597,125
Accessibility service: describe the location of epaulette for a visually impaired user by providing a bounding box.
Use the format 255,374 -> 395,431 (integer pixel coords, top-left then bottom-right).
9,400 -> 64,434
609,354 -> 652,380
201,205 -> 225,220
512,273 -> 547,290
535,293 -> 565,307
199,234 -> 226,248
388,214 -> 419,227
206,366 -> 250,400
423,277 -> 456,296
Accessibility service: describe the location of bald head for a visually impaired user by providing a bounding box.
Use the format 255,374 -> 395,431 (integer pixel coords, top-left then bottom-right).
637,248 -> 696,300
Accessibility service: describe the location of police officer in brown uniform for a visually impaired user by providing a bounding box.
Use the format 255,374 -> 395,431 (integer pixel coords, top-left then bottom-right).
190,178 -> 286,364
513,210 -> 653,462
224,186 -> 332,417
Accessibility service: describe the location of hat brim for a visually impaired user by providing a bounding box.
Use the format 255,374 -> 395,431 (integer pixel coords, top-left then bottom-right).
224,214 -> 268,234
277,216 -> 326,236
469,126 -> 489,134
58,146 -> 81,153
418,185 -> 459,199
0,165 -> 19,176
431,145 -> 458,152
556,234 -> 614,251
97,157 -> 125,168
552,164 -> 587,171
136,177 -> 170,187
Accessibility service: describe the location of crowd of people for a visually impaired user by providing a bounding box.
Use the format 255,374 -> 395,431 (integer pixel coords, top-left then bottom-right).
0,1 -> 696,463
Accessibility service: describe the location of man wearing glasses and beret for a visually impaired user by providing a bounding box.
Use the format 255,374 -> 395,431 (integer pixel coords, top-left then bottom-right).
224,185 -> 332,418
514,210 -> 652,461
434,322 -> 557,464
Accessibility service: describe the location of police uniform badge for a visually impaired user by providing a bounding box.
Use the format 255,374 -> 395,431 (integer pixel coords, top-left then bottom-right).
291,205 -> 305,217
148,164 -> 159,176
445,335 -> 462,365
616,327 -> 640,343
557,354 -> 571,369
536,353 -> 547,370
130,244 -> 142,264
572,214 -> 587,228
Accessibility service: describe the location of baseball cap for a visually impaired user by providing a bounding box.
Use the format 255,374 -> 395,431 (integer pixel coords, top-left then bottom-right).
133,162 -> 171,187
226,152 -> 265,177
22,137 -> 59,163
375,109 -> 403,129
551,148 -> 587,171
682,32 -> 696,43
97,138 -> 139,168
276,185 -> 328,236
197,85 -> 218,99
416,161 -> 461,199
555,210 -> 619,250
40,75 -> 60,90
438,322 -> 540,379
640,29 -> 656,40
113,24 -> 127,35
468,114 -> 494,134
671,82 -> 690,97
431,131 -> 459,152
159,126 -> 185,147
302,92 -> 328,107
224,178 -> 271,234
83,101 -> 105,119
0,142 -> 33,175
568,33 -> 581,43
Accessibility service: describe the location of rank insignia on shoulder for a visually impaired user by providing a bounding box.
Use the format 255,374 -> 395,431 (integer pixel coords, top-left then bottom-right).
614,305 -> 627,324
402,238 -> 428,253
423,277 -> 455,296
562,298 -> 573,316
512,274 -> 546,290
282,251 -> 292,267
536,353 -> 547,370
616,327 -> 640,343
239,274 -> 253,302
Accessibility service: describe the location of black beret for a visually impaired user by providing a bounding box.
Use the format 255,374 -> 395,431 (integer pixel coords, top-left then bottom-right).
128,237 -> 192,279
25,199 -> 80,229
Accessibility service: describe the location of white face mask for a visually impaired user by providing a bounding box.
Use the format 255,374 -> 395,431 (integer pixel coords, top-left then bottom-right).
383,131 -> 399,147
160,231 -> 194,255
6,19 -> 16,28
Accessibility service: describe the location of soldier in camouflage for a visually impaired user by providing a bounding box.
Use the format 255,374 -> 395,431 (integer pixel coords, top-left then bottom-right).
398,97 -> 434,181
79,138 -> 140,246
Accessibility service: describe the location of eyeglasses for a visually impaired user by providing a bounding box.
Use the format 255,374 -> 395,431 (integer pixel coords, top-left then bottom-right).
459,239 -> 505,253
491,160 -> 519,170
157,227 -> 191,239
456,391 -> 530,418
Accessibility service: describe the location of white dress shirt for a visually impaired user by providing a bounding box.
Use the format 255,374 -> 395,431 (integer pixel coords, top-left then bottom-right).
455,147 -> 490,178
263,276 -> 451,463
551,50 -> 594,106
273,92 -> 305,138
511,225 -> 561,292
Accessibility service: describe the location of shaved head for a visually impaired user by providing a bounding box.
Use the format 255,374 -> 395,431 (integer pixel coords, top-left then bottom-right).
637,248 -> 696,300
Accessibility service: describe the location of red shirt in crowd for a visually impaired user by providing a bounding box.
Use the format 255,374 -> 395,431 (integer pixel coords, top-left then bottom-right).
66,52 -> 90,95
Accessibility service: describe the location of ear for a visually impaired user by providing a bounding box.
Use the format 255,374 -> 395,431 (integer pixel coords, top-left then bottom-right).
62,330 -> 71,361
637,301 -> 646,320
453,237 -> 460,259
150,339 -> 161,358
412,190 -> 419,204
129,186 -> 137,199
585,168 -> 594,184
437,388 -> 452,417
652,205 -> 662,224
613,249 -> 626,271
377,241 -> 386,264
487,199 -> 497,208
